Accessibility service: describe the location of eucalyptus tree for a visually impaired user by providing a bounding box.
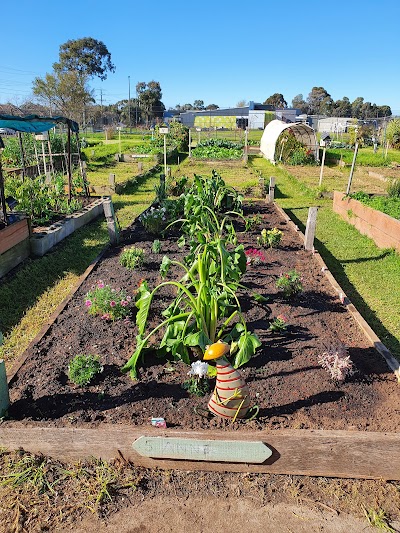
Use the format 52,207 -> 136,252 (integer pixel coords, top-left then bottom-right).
32,37 -> 115,124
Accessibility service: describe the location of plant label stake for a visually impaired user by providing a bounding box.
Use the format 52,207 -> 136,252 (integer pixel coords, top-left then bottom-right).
103,196 -> 120,245
304,207 -> 318,251
132,436 -> 272,464
268,177 -> 275,203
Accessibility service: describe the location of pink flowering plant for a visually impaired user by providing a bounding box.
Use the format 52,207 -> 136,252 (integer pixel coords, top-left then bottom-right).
84,280 -> 132,321
245,248 -> 267,266
268,314 -> 288,333
318,346 -> 354,382
276,269 -> 303,299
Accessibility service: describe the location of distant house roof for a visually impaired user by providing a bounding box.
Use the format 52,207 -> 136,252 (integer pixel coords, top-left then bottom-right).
321,132 -> 331,140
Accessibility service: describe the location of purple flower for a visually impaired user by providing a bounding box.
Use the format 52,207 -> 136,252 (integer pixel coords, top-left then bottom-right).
121,300 -> 128,307
110,301 -> 116,308
97,280 -> 105,289
85,299 -> 92,307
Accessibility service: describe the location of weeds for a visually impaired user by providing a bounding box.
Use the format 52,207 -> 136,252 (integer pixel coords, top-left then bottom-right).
363,507 -> 396,532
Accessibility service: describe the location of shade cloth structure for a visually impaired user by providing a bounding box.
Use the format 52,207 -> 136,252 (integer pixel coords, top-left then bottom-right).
0,114 -> 83,225
260,119 -> 318,163
0,114 -> 79,133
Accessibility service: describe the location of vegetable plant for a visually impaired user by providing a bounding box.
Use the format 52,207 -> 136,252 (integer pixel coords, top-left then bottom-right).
119,247 -> 145,270
68,354 -> 103,386
122,236 -> 260,379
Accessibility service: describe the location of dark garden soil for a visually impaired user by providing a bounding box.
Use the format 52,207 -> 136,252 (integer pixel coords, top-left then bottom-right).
6,201 -> 400,432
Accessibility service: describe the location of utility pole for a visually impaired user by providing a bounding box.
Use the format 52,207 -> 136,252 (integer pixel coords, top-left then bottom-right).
128,76 -> 131,133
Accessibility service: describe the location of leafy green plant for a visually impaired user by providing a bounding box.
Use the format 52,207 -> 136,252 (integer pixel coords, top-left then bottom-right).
191,139 -> 244,160
119,246 -> 145,270
268,314 -> 288,333
152,239 -> 161,253
257,228 -> 283,248
276,270 -> 303,299
84,280 -> 131,320
139,206 -> 167,234
245,213 -> 263,231
68,354 -> 103,386
122,227 -> 260,379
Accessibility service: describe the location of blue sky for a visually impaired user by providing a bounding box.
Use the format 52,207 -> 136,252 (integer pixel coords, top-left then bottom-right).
1,0 -> 400,113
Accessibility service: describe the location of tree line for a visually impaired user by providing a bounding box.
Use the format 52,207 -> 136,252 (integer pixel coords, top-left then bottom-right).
264,88 -> 392,118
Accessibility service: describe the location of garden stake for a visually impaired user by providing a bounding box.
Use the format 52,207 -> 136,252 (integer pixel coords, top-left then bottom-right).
0,360 -> 10,417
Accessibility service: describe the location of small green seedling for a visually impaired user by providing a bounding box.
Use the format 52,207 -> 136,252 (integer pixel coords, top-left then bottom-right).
152,239 -> 161,253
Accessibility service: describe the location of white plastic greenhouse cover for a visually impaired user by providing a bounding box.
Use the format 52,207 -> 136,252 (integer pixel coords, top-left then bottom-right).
260,120 -> 319,163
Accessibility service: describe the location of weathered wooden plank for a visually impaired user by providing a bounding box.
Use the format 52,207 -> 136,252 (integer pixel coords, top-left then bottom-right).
268,176 -> 275,203
0,360 -> 10,417
0,425 -> 399,480
0,218 -> 30,255
133,436 -> 272,463
304,207 -> 318,251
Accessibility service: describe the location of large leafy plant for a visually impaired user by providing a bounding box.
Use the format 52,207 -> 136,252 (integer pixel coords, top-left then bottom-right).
122,234 -> 260,379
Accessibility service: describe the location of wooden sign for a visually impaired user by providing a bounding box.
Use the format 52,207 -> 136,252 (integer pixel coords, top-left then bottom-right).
132,436 -> 272,464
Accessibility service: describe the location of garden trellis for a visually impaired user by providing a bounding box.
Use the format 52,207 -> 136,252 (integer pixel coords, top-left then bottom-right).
0,114 -> 88,225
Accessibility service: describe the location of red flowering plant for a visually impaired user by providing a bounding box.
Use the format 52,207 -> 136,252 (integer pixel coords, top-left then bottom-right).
268,314 -> 288,333
245,248 -> 267,266
84,280 -> 132,321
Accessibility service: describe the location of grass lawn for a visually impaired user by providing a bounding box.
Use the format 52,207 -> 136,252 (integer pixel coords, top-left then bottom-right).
86,159 -> 156,187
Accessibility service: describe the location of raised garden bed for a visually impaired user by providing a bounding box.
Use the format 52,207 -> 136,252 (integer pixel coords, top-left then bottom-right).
0,215 -> 30,278
29,197 -> 104,257
333,191 -> 400,252
1,201 -> 400,478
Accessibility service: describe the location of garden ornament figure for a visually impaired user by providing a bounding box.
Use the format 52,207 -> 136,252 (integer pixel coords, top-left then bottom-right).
203,340 -> 250,420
